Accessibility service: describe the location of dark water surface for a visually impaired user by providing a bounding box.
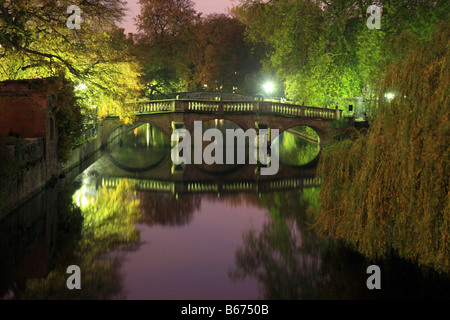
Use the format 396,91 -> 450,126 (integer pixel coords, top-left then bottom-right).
1,124 -> 449,300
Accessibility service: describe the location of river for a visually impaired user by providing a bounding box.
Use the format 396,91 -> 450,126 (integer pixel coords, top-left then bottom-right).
1,122 -> 448,300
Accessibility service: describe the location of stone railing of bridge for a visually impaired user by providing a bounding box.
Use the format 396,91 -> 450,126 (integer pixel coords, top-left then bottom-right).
135,100 -> 342,120
100,176 -> 321,195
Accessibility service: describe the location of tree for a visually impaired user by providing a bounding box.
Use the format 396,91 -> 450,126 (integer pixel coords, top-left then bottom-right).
134,0 -> 200,98
314,20 -> 449,273
233,0 -> 346,106
191,14 -> 261,93
0,0 -> 143,123
233,0 -> 448,108
134,1 -> 263,97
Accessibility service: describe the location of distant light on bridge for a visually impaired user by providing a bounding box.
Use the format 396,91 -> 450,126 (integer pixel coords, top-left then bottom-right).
263,81 -> 275,95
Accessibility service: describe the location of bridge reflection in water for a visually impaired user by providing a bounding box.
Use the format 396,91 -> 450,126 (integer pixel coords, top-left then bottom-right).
91,122 -> 322,199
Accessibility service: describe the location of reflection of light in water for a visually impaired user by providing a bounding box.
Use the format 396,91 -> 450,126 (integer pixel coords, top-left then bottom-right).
81,196 -> 89,208
73,185 -> 96,209
73,175 -> 99,209
147,123 -> 150,148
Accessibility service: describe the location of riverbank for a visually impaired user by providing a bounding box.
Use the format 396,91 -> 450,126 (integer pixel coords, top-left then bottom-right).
0,136 -> 102,217
0,120 -> 143,217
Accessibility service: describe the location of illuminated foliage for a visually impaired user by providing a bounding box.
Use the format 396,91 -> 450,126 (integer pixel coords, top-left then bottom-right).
0,1 -> 143,123
80,180 -> 143,254
49,77 -> 84,162
233,0 -> 448,107
314,21 -> 450,273
233,0 -> 357,106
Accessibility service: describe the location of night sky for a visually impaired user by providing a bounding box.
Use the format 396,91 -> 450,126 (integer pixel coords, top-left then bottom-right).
122,0 -> 235,33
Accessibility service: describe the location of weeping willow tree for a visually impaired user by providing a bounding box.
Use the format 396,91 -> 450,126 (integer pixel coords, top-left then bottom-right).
314,20 -> 449,273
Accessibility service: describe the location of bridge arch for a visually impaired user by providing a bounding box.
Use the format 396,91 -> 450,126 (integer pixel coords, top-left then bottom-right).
265,118 -> 330,148
130,114 -> 175,139
103,121 -> 170,146
106,151 -> 170,173
275,125 -> 323,151
100,100 -> 338,151
104,123 -> 170,174
272,125 -> 322,169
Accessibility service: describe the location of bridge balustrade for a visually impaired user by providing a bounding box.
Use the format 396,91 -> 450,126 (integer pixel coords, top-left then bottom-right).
101,177 -> 321,194
222,182 -> 254,191
188,101 -> 220,112
139,101 -> 175,113
187,183 -> 219,192
223,102 -> 255,113
133,99 -> 342,121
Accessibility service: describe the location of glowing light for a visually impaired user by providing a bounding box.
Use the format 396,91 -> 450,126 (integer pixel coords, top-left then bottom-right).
263,81 -> 275,94
147,123 -> 150,147
81,196 -> 89,209
385,92 -> 395,100
73,187 -> 92,209
75,83 -> 87,91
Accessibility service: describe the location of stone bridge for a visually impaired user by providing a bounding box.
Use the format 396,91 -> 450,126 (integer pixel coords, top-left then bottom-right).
99,99 -> 342,148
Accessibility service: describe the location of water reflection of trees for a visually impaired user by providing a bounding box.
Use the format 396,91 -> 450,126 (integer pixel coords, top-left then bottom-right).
275,131 -> 320,167
11,180 -> 202,299
230,187 -> 450,300
14,179 -> 142,299
138,193 -> 201,227
230,188 -> 326,299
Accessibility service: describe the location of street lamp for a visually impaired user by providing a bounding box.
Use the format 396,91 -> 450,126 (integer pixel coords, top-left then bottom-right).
263,81 -> 275,95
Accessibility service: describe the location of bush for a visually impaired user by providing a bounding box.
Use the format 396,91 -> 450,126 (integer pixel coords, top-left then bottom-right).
47,77 -> 83,162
